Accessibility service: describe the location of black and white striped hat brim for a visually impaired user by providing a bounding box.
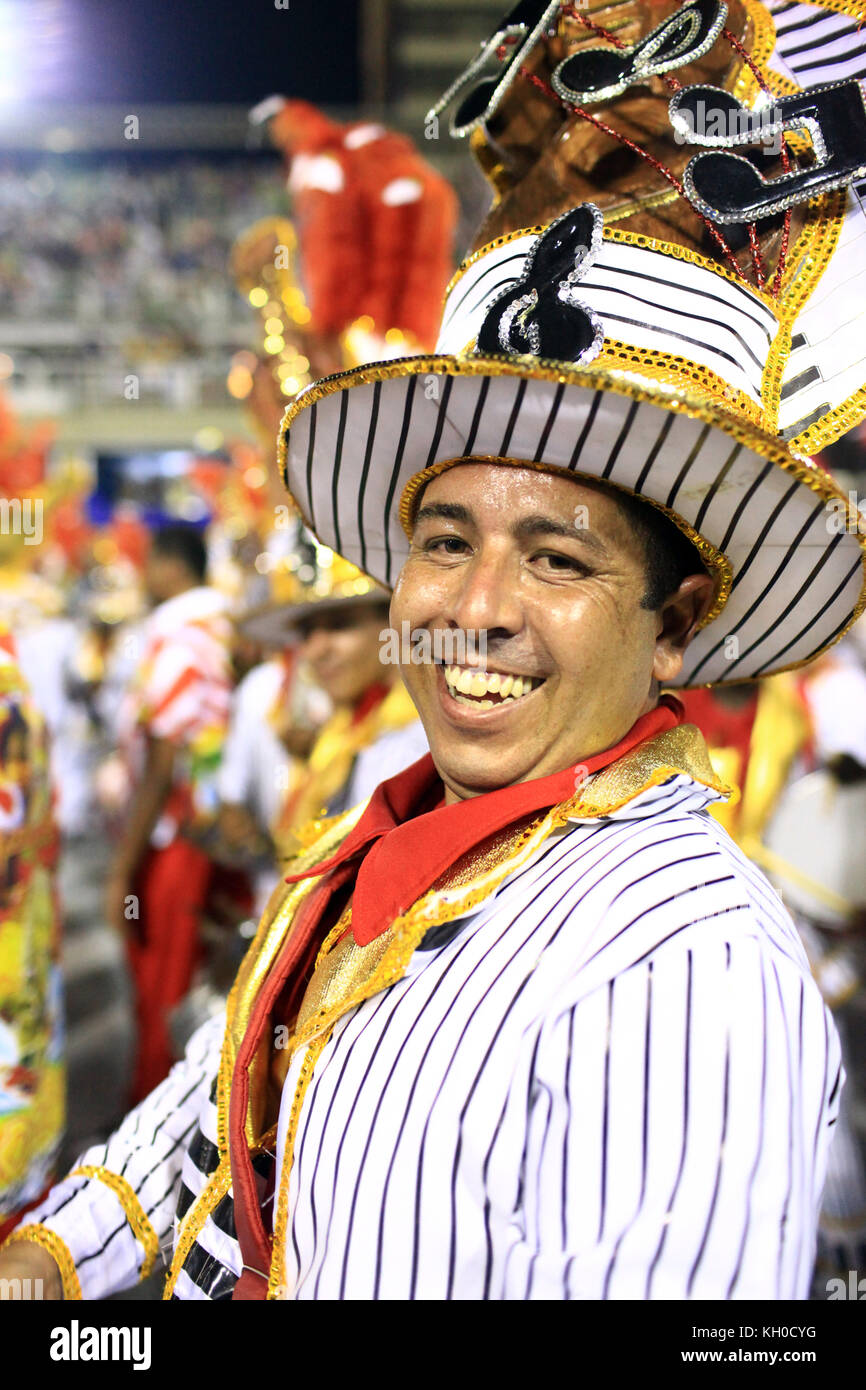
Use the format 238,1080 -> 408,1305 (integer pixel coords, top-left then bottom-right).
279,354 -> 866,688
238,590 -> 388,648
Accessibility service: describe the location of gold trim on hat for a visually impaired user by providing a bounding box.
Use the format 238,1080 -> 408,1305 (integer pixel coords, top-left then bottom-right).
397,453 -> 733,629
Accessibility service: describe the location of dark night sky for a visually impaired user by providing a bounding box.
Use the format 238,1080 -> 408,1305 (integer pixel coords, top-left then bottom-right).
5,0 -> 361,104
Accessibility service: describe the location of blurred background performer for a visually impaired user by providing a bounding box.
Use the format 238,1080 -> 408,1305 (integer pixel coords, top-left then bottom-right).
0,626 -> 63,1243
108,524 -> 234,1102
229,534 -> 427,875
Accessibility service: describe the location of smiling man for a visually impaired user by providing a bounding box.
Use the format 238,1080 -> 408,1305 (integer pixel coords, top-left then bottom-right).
396,466 -> 713,799
4,0 -> 866,1304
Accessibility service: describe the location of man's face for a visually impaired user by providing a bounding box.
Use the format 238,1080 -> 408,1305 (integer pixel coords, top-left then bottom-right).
296,604 -> 388,708
391,464 -> 706,801
143,552 -> 186,606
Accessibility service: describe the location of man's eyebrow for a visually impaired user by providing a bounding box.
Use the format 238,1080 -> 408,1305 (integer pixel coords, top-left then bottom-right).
514,515 -> 609,555
413,502 -> 473,527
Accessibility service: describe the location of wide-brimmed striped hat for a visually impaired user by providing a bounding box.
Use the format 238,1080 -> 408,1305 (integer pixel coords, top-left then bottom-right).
238,535 -> 388,648
278,0 -> 866,687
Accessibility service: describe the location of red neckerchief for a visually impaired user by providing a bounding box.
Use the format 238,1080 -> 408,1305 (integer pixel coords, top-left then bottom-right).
229,693 -> 683,1300
350,680 -> 391,726
286,694 -> 684,946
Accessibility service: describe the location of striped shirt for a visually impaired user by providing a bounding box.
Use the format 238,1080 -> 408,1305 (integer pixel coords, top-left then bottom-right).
120,584 -> 233,839
17,760 -> 841,1299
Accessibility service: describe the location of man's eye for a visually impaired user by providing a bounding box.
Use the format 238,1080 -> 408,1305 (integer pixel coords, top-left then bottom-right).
532,551 -> 588,575
424,535 -> 469,555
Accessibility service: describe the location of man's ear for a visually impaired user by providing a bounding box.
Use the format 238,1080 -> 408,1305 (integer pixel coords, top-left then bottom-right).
652,574 -> 716,684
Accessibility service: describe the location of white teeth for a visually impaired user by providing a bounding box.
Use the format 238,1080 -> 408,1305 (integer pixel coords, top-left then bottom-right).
443,665 -> 542,704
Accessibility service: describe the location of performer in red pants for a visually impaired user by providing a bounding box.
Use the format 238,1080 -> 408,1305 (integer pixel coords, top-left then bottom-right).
107,525 -> 233,1103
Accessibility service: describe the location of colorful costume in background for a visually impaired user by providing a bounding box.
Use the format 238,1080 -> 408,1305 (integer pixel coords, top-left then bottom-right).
0,629 -> 63,1242
119,586 -> 233,1102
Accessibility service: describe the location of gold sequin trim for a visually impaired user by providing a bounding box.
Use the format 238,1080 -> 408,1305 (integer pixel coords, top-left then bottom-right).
267,1027 -> 333,1299
593,337 -> 763,426
3,1224 -> 82,1300
398,452 -> 732,629
163,1161 -> 232,1299
804,0 -> 866,17
70,1166 -> 160,1282
791,382 -> 866,457
761,191 -> 847,433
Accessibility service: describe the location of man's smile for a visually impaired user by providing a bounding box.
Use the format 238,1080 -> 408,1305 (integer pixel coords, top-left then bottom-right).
438,662 -> 547,712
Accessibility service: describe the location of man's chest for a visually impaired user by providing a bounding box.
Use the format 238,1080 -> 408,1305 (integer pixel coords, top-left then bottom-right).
271,895 -> 581,1300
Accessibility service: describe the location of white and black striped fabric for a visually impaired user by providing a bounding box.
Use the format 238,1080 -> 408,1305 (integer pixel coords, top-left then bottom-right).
271,774 -> 840,1299
280,0 -> 866,689
17,773 -> 841,1299
16,1014 -> 225,1300
284,366 -> 865,686
768,0 -> 866,86
438,236 -> 776,408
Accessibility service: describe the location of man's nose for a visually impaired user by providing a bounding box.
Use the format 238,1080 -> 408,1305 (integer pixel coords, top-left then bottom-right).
448,547 -> 523,637
300,628 -> 332,664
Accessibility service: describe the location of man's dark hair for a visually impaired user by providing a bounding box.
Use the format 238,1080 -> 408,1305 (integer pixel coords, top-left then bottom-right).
615,492 -> 708,611
151,524 -> 208,583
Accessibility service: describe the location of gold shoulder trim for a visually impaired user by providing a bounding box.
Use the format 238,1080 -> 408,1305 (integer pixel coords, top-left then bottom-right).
70,1166 -> 159,1282
562,722 -> 734,819
218,802 -> 367,1150
3,1224 -> 82,1300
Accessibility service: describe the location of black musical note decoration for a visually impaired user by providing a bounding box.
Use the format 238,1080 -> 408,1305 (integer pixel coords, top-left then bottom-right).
552,0 -> 727,107
425,0 -> 560,138
476,204 -> 605,364
671,80 -> 866,222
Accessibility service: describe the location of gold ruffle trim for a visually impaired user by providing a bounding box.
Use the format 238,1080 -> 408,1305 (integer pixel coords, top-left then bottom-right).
3,1224 -> 82,1300
70,1165 -> 160,1282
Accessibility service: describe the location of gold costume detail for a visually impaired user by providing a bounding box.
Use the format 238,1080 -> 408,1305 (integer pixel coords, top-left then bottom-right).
225,722 -> 732,1288
398,453 -> 733,629
3,1224 -> 82,1300
273,682 -> 419,860
267,1028 -> 333,1299
163,1163 -> 232,1299
70,1166 -> 160,1281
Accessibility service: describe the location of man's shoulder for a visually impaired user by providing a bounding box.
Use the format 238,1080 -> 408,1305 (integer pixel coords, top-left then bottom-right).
498,787 -> 810,992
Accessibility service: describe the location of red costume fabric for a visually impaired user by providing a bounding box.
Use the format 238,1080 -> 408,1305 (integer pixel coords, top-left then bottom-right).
127,841 -> 213,1103
269,100 -> 457,347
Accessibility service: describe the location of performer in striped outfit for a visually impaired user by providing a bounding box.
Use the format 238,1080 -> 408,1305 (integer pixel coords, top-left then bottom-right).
3,0 -> 866,1300
107,524 -> 234,1102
